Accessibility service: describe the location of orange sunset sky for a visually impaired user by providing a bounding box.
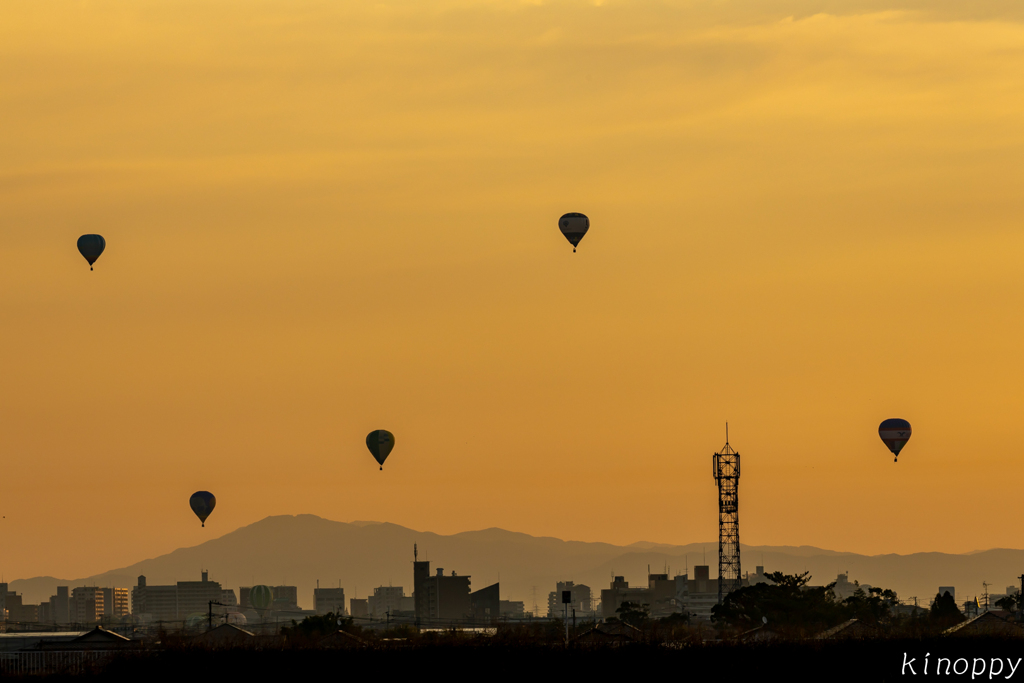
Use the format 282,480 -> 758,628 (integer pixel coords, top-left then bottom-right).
2,0 -> 1024,582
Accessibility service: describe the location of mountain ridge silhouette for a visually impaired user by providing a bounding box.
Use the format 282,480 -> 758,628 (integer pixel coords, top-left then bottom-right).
10,514 -> 1022,610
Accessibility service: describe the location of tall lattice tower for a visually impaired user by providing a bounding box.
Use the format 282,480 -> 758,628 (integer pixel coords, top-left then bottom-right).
713,426 -> 741,605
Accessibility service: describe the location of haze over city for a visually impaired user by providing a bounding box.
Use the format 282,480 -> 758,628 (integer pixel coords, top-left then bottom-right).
3,2 -> 1024,661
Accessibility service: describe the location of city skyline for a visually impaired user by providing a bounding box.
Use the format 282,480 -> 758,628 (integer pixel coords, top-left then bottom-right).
6,514 -> 1023,613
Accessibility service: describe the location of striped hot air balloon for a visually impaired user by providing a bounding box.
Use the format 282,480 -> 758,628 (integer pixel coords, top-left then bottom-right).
558,213 -> 589,252
250,585 -> 274,612
366,430 -> 395,470
878,419 -> 912,463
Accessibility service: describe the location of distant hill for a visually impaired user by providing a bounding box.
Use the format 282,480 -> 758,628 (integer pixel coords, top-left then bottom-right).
10,515 -> 1024,610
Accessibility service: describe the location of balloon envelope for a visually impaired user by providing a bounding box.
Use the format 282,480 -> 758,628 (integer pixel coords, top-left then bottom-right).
878,419 -> 912,459
366,430 -> 396,469
77,234 -> 106,269
558,213 -> 589,252
189,491 -> 216,527
250,585 -> 274,611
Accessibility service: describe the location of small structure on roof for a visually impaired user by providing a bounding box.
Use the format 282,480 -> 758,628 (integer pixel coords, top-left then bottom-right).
193,623 -> 256,646
816,619 -> 879,640
944,611 -> 1024,637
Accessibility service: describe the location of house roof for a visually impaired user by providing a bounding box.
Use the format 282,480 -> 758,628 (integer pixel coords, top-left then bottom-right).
73,627 -> 132,643
194,623 -> 256,643
575,621 -> 642,643
319,630 -> 368,648
815,619 -> 880,640
944,611 -> 1024,637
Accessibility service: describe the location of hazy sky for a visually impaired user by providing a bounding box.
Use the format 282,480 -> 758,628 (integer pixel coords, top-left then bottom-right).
2,0 -> 1024,582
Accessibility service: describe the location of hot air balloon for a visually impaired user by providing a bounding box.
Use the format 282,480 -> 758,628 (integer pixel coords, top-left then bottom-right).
558,213 -> 589,252
189,491 -> 216,527
878,418 -> 912,463
366,430 -> 395,470
77,235 -> 106,271
250,585 -> 274,613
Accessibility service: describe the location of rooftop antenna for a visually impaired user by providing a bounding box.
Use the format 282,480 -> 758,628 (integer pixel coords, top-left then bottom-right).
414,543 -> 418,562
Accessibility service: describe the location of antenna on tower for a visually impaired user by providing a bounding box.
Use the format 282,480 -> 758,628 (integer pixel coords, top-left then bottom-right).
414,543 -> 418,562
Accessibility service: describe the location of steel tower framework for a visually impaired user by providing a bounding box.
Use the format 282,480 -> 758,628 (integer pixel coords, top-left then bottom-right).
713,430 -> 741,605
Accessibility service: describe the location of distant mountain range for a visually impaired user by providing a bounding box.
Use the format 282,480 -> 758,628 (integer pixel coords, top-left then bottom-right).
10,515 -> 1024,610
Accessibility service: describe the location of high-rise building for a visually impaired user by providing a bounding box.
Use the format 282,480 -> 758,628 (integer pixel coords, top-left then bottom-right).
470,583 -> 500,623
314,587 -> 346,615
52,587 -> 70,624
100,588 -> 130,618
547,582 -> 593,617
368,586 -> 408,619
349,598 -> 369,618
71,587 -> 104,623
132,575 -> 177,621
239,587 -> 252,611
131,572 -> 222,621
220,589 -> 238,608
175,571 -> 223,617
412,557 -> 471,624
271,586 -> 299,612
647,574 -> 677,618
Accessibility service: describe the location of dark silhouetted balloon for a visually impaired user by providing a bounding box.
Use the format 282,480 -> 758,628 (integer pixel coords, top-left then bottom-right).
366,430 -> 395,470
558,213 -> 589,252
77,235 -> 106,271
878,418 -> 912,463
189,491 -> 216,527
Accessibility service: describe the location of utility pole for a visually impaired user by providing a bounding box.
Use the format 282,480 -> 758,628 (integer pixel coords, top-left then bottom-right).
207,601 -> 226,631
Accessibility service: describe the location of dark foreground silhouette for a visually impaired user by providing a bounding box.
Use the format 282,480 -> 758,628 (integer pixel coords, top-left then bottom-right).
20,637 -> 1024,682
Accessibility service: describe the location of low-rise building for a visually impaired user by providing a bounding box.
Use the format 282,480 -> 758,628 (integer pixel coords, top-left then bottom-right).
831,573 -> 871,601
600,576 -> 653,620
499,600 -> 525,618
547,582 -> 593,618
3,590 -> 39,623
